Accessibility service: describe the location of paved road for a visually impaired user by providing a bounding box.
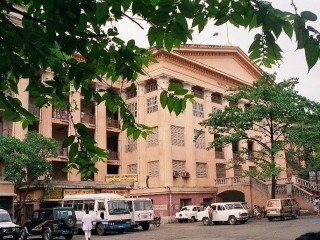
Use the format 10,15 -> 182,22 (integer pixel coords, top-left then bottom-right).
32,215 -> 320,240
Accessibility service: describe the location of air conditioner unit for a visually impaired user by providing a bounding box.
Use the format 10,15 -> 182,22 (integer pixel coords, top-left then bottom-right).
181,171 -> 190,178
173,171 -> 180,178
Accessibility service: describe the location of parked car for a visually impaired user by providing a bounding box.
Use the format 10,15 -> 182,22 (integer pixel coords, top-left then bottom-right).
24,207 -> 77,240
229,202 -> 254,218
197,202 -> 249,225
0,209 -> 27,240
175,205 -> 202,223
266,198 -> 300,221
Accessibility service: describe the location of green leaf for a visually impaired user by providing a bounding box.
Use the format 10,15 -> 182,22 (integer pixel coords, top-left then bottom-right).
301,11 -> 317,22
167,96 -> 175,113
62,135 -> 75,148
174,99 -> 182,115
68,143 -> 78,161
174,88 -> 188,95
304,38 -> 320,71
160,91 -> 168,108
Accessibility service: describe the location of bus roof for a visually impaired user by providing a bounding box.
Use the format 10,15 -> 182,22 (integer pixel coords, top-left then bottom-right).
63,193 -> 125,200
125,198 -> 152,201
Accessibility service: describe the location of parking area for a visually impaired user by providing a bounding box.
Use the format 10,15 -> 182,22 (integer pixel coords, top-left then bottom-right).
65,215 -> 320,240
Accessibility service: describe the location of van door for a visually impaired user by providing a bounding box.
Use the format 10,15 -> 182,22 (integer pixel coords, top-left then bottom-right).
97,200 -> 106,221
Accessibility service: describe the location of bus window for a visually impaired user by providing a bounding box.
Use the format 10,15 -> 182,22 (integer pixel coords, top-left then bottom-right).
74,200 -> 84,211
63,200 -> 73,208
84,200 -> 95,211
98,202 -> 105,211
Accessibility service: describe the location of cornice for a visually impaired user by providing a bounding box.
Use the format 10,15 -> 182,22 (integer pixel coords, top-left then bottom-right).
152,50 -> 249,89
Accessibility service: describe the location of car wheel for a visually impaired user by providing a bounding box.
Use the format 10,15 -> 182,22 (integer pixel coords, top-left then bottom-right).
190,216 -> 196,223
202,217 -> 210,226
65,233 -> 73,240
64,215 -> 76,228
141,223 -> 150,231
228,216 -> 237,225
96,223 -> 105,236
43,228 -> 52,240
178,220 -> 183,223
268,217 -> 273,222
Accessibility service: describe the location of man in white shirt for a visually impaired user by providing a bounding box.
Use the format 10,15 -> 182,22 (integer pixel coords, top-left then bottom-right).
82,210 -> 93,240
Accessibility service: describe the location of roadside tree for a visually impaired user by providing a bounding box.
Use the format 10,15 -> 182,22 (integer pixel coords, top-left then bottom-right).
200,74 -> 320,198
0,1 -> 319,175
0,131 -> 57,224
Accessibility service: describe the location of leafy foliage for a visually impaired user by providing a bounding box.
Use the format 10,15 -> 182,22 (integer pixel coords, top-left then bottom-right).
200,74 -> 320,198
0,0 -> 319,175
0,131 -> 57,223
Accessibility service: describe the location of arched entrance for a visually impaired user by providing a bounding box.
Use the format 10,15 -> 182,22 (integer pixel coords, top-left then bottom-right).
217,190 -> 245,202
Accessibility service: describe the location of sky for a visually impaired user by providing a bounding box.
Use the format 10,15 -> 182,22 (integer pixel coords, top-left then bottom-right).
116,0 -> 320,102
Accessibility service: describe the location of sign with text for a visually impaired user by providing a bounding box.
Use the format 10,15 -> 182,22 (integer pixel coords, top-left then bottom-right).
105,174 -> 138,182
43,188 -> 63,200
63,189 -> 95,196
101,189 -> 130,197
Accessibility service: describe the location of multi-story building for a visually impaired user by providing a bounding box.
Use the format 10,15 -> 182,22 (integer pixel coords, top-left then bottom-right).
0,44 -> 290,222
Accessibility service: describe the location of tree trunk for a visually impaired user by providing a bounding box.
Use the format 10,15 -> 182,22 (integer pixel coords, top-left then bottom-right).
271,174 -> 276,199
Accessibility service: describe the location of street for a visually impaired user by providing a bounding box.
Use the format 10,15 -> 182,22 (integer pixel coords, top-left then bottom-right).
43,215 -> 320,240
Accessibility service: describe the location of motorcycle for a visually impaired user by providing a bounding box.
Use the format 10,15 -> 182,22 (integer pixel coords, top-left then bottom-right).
152,216 -> 161,227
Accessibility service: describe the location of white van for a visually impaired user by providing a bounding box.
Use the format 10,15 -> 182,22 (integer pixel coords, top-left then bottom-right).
62,193 -> 131,235
125,198 -> 154,230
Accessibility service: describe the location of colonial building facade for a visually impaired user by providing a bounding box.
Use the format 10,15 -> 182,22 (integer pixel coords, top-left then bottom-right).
0,44 -> 289,222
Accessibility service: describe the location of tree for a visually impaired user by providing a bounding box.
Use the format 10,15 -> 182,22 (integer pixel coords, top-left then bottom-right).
0,131 -> 57,223
199,74 -> 320,198
0,0 -> 319,175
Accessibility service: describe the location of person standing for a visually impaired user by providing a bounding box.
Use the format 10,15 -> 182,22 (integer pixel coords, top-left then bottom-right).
207,205 -> 213,226
82,209 -> 93,240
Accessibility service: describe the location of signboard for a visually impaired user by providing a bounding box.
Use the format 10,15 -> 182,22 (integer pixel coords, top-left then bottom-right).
63,189 -> 95,196
105,174 -> 138,182
153,204 -> 168,211
43,188 -> 63,200
101,189 -> 130,197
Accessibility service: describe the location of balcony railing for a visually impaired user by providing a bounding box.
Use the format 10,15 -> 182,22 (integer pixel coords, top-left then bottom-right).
215,151 -> 224,159
29,104 -> 40,116
52,108 -> 69,121
0,128 -> 12,137
107,118 -> 120,128
214,176 -> 250,186
81,113 -> 95,125
108,150 -> 119,160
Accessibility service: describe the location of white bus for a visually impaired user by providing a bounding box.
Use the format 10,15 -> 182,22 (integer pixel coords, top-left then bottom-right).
126,198 -> 154,231
62,193 -> 131,235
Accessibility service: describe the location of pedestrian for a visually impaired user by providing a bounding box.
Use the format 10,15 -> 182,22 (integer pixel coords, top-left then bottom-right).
317,198 -> 320,216
82,209 -> 93,240
207,205 -> 213,226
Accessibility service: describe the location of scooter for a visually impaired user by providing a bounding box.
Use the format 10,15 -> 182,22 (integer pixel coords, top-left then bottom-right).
152,216 -> 161,227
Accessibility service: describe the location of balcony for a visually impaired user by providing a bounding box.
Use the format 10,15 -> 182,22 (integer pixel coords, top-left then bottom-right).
107,117 -> 120,129
108,150 -> 119,160
215,151 -> 224,159
52,108 -> 69,121
29,104 -> 40,116
81,112 -> 95,125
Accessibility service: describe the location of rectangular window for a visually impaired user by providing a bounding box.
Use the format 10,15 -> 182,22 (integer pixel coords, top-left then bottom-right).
148,161 -> 159,177
211,92 -> 223,104
127,164 -> 137,174
234,165 -> 242,177
194,130 -> 205,149
147,127 -> 159,147
172,160 -> 186,172
196,163 -> 207,178
192,102 -> 204,118
145,82 -> 158,93
216,163 -> 226,178
126,90 -> 137,100
171,125 -> 184,146
180,199 -> 191,208
212,107 -> 221,113
127,102 -> 137,118
147,96 -> 158,113
192,88 -> 204,99
125,136 -> 137,152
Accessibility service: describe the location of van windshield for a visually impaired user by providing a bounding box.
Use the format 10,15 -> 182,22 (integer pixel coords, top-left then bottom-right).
0,212 -> 11,222
133,200 -> 153,211
267,200 -> 280,207
108,200 -> 130,215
